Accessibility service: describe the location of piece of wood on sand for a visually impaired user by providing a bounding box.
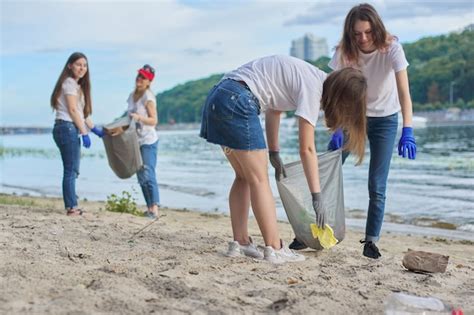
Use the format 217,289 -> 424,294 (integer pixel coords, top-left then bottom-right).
402,249 -> 449,273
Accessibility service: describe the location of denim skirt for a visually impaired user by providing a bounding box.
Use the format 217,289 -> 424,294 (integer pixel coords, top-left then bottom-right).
200,79 -> 266,150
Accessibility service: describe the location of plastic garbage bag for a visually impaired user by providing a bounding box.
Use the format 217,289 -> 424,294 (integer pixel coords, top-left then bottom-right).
103,116 -> 142,179
276,150 -> 345,250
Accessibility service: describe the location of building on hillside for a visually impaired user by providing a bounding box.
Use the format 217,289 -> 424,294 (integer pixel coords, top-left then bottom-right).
290,33 -> 329,61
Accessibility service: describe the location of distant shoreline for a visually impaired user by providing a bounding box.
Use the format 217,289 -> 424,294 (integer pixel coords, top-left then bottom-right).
0,122 -> 203,135
1,120 -> 472,136
2,109 -> 474,135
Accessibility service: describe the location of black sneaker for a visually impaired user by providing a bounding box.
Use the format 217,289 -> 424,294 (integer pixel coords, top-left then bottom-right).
289,238 -> 308,250
361,240 -> 381,259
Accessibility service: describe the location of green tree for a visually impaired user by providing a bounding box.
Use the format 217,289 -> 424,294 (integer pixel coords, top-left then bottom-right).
158,74 -> 223,123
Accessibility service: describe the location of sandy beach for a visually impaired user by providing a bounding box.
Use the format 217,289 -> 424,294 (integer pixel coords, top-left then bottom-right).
0,194 -> 473,314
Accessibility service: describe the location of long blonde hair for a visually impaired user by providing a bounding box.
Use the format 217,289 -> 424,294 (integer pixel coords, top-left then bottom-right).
321,68 -> 367,165
50,52 -> 92,117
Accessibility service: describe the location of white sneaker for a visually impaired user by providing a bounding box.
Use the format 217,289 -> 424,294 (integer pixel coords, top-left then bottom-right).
225,237 -> 264,259
263,240 -> 306,264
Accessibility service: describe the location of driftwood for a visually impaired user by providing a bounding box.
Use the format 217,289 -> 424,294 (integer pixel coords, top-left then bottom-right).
402,249 -> 449,273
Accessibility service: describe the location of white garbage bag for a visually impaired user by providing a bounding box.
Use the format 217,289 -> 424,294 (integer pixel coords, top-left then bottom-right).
276,150 -> 345,250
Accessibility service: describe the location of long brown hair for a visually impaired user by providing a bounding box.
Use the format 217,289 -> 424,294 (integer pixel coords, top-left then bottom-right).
321,68 -> 367,165
50,52 -> 92,117
338,3 -> 393,66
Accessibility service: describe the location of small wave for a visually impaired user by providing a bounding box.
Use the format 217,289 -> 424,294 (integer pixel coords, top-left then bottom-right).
160,183 -> 215,197
458,224 -> 474,233
2,184 -> 49,196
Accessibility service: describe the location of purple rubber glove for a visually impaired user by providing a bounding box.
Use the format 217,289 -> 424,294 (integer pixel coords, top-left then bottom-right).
81,134 -> 91,148
328,128 -> 344,151
91,126 -> 104,138
398,127 -> 416,160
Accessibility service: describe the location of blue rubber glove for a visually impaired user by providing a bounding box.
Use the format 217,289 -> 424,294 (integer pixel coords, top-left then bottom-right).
398,127 -> 416,160
81,134 -> 91,149
91,126 -> 104,138
328,128 -> 344,151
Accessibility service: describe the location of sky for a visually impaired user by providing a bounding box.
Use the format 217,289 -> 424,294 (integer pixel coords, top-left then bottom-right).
1,0 -> 473,127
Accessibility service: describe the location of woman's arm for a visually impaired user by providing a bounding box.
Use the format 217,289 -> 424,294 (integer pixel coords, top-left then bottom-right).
265,109 -> 281,151
84,117 -> 94,129
65,95 -> 88,134
298,117 -> 320,193
395,69 -> 413,127
131,101 -> 157,126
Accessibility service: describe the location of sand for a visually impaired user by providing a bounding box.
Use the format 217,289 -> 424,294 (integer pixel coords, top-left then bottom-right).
0,194 -> 472,314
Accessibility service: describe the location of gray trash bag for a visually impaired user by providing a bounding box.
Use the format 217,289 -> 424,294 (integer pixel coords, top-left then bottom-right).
102,116 -> 142,179
276,150 -> 345,250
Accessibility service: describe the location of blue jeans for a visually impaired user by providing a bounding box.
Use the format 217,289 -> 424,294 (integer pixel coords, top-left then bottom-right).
200,79 -> 265,150
53,120 -> 81,209
137,140 -> 160,208
330,113 -> 398,242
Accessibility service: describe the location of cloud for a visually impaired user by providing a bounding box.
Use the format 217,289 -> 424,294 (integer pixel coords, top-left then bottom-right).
182,48 -> 217,56
284,0 -> 474,26
2,0 -> 472,126
1,0 -> 199,56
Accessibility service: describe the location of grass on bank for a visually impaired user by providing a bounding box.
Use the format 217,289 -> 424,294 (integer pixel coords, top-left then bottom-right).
105,191 -> 144,217
0,194 -> 37,207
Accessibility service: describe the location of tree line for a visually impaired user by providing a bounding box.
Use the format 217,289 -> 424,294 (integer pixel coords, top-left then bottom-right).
157,29 -> 473,124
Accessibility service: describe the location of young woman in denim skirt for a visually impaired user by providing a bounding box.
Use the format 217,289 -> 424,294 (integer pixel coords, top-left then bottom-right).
200,55 -> 368,264
291,4 -> 417,259
127,65 -> 160,219
51,52 -> 103,216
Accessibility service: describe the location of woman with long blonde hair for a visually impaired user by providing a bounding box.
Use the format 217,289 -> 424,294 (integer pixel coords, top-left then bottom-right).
200,55 -> 367,264
127,65 -> 160,219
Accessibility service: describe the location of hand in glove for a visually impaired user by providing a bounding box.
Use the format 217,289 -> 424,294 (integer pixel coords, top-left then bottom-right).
269,151 -> 287,181
91,126 -> 104,138
312,192 -> 326,228
398,127 -> 416,160
328,128 -> 344,151
81,134 -> 91,149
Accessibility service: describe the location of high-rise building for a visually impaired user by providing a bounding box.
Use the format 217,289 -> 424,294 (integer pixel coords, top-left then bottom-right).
290,33 -> 329,61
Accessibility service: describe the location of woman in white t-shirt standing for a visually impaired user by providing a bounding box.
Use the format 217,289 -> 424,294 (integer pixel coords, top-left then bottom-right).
126,64 -> 160,219
319,3 -> 417,259
200,55 -> 368,264
51,52 -> 104,216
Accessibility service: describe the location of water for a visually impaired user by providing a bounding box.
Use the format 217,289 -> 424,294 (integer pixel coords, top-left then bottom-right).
1,124 -> 473,237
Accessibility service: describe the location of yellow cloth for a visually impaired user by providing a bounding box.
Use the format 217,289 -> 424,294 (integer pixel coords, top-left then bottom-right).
310,224 -> 338,249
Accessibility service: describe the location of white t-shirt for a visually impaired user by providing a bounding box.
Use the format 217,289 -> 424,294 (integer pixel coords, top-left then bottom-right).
55,77 -> 86,124
223,55 -> 327,126
127,89 -> 158,145
329,40 -> 409,117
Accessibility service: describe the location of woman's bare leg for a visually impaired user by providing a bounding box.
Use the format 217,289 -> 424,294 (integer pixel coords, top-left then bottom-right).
227,149 -> 280,249
225,150 -> 251,245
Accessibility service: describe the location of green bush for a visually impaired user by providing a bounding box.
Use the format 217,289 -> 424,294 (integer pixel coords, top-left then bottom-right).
105,191 -> 143,216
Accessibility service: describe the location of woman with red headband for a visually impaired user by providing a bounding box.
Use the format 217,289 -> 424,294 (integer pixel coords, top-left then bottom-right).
127,64 -> 160,218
